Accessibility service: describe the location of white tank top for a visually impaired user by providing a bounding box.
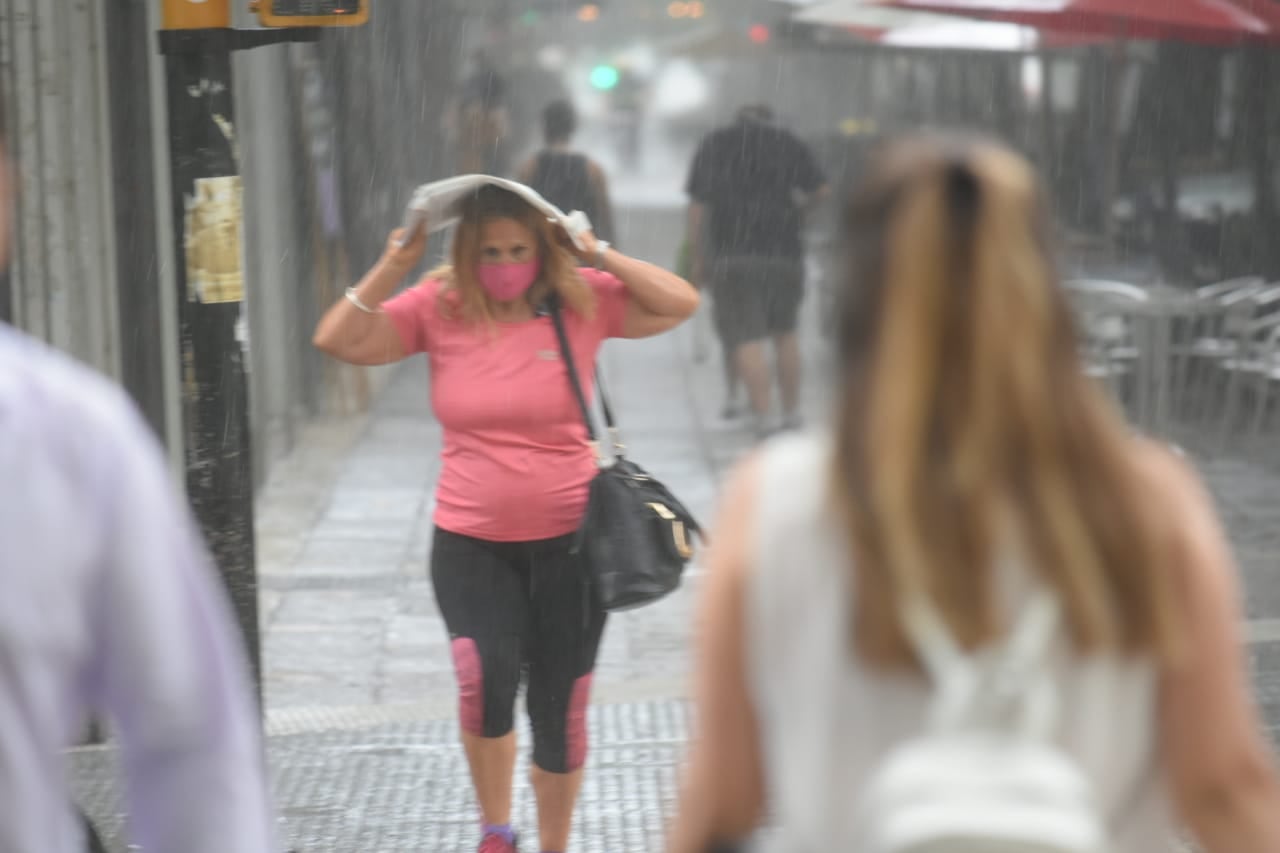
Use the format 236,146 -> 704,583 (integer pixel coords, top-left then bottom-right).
745,433 -> 1178,852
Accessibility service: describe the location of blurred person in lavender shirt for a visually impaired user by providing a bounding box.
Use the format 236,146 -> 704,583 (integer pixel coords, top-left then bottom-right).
0,100 -> 278,849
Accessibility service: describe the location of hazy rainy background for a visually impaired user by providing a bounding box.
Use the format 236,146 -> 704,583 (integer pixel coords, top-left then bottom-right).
6,0 -> 1280,849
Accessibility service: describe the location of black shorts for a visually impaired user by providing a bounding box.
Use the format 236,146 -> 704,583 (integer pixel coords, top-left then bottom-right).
430,527 -> 607,773
711,255 -> 805,349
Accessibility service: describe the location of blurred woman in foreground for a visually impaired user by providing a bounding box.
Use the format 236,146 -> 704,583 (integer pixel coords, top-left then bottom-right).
668,135 -> 1280,852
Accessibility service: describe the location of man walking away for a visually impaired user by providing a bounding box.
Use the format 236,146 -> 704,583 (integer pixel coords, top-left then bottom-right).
686,104 -> 828,438
453,50 -> 510,176
519,99 -> 617,244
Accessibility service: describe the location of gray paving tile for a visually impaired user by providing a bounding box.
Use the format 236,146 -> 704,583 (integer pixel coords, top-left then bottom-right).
257,534 -> 306,572
323,487 -> 428,523
271,592 -> 399,626
295,536 -> 408,570
306,518 -> 419,543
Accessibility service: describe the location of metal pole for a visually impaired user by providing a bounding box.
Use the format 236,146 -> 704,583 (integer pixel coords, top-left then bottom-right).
1100,39 -> 1127,246
157,0 -> 261,695
107,0 -> 168,444
145,0 -> 186,483
1245,46 -> 1276,280
1038,52 -> 1058,186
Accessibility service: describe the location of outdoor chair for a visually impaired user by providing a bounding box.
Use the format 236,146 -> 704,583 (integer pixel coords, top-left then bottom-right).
1185,283 -> 1280,430
1194,276 -> 1265,303
1260,336 -> 1280,456
1249,283 -> 1280,324
1064,280 -> 1149,416
1172,277 -> 1266,424
1065,279 -> 1151,302
1216,312 -> 1280,450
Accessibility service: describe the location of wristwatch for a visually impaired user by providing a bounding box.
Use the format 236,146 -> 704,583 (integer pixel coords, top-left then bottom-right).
594,240 -> 611,270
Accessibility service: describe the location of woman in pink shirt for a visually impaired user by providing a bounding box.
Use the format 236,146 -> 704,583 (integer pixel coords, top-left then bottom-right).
314,185 -> 699,853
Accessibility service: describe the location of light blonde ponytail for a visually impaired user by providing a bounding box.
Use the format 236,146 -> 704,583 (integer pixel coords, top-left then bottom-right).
832,137 -> 1182,669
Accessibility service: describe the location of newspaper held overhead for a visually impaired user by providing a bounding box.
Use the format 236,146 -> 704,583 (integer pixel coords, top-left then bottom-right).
398,174 -> 595,250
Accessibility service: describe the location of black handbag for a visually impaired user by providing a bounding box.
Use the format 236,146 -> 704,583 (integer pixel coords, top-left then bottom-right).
547,297 -> 702,611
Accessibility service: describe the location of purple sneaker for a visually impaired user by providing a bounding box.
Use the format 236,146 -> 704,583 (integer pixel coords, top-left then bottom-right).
478,832 -> 517,853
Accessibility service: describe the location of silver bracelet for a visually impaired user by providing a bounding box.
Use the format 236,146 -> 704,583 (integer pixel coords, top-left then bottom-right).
345,287 -> 380,314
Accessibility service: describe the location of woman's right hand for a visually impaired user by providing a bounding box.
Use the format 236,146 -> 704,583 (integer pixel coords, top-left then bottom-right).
315,229 -> 419,366
382,226 -> 428,272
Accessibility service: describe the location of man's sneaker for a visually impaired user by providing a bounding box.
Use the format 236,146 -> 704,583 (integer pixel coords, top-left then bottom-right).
750,414 -> 779,444
779,413 -> 804,432
478,833 -> 517,853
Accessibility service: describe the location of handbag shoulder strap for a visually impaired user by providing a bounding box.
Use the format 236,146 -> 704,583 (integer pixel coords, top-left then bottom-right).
546,295 -> 620,447
594,364 -> 618,431
546,295 -> 597,442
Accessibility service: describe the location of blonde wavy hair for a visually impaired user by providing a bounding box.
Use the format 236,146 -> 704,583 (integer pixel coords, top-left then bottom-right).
430,185 -> 594,324
832,135 -> 1183,670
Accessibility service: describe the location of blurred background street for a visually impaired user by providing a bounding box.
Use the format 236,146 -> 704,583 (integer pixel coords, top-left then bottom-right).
4,0 -> 1280,849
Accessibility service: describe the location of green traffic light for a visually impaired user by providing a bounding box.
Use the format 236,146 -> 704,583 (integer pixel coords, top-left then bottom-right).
590,65 -> 620,90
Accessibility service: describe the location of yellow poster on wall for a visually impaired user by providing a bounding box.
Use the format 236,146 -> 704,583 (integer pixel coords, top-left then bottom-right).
184,175 -> 245,304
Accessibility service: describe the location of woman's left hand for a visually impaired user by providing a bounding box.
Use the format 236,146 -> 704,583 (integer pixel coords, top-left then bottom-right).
558,224 -> 601,264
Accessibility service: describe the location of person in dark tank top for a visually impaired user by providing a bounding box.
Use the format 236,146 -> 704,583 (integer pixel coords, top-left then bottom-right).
518,99 -> 617,244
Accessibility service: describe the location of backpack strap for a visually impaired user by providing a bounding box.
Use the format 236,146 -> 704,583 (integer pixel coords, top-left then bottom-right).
995,591 -> 1061,691
901,585 -> 1062,738
901,595 -> 983,732
993,591 -> 1062,738
901,594 -> 967,684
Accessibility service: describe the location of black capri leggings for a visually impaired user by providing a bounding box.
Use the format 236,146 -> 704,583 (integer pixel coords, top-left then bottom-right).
431,527 -> 607,773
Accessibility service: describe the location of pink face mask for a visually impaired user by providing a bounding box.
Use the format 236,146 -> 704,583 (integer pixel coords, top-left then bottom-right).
476,260 -> 541,303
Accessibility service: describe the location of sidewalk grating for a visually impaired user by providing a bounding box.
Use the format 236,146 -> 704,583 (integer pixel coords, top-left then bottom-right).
71,700 -> 693,853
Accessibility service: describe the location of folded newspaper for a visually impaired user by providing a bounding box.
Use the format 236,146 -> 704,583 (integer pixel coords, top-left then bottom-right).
401,174 -> 594,250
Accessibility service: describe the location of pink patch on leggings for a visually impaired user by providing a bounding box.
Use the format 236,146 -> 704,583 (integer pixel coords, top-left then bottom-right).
565,672 -> 594,771
451,638 -> 484,735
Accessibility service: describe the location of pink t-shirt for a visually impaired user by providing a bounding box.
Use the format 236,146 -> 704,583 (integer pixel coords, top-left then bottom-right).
382,269 -> 629,542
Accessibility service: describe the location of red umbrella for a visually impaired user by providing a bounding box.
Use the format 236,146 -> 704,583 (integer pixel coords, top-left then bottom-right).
872,0 -> 1272,42
796,1 -> 1110,49
1230,0 -> 1280,39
